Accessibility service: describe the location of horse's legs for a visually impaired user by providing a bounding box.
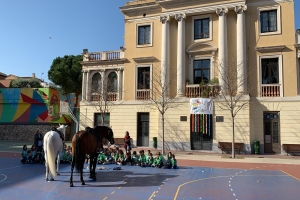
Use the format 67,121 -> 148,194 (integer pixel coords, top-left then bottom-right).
56,153 -> 60,175
70,155 -> 75,187
92,153 -> 98,180
45,160 -> 49,181
80,158 -> 85,185
89,155 -> 93,178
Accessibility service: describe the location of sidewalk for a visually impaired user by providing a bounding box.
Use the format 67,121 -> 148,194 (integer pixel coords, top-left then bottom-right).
1,140 -> 299,165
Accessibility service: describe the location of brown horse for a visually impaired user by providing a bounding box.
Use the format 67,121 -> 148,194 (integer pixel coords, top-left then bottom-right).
69,126 -> 114,187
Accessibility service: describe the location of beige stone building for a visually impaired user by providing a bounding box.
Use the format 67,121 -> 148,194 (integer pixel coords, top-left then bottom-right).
80,0 -> 300,154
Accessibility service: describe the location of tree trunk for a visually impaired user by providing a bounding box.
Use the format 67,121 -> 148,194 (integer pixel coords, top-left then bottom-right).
162,114 -> 165,155
232,116 -> 235,158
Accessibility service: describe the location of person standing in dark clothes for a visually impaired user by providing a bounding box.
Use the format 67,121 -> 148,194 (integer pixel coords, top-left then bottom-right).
34,129 -> 43,151
124,131 -> 131,152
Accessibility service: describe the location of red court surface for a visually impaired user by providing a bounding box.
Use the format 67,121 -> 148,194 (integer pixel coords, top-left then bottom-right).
1,152 -> 300,200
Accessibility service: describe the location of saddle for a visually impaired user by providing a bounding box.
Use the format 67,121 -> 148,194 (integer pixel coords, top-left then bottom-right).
52,127 -> 64,141
85,127 -> 101,142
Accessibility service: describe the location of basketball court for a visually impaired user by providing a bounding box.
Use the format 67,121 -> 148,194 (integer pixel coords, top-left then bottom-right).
1,153 -> 300,200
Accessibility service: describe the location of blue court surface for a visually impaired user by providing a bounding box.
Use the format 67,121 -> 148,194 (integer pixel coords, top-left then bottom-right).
0,157 -> 300,200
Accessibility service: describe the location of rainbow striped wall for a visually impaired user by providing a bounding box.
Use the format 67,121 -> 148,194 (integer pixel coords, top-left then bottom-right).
0,88 -> 71,124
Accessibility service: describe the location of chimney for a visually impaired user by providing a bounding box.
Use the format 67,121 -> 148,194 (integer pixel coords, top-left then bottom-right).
296,29 -> 300,44
32,73 -> 35,78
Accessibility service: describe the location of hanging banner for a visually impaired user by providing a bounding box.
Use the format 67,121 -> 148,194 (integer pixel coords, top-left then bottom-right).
190,98 -> 213,114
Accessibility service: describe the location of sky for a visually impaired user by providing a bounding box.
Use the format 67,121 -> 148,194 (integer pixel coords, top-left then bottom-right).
0,0 -> 299,83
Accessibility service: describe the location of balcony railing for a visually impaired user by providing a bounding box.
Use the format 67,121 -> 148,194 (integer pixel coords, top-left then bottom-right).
83,50 -> 124,61
136,89 -> 150,100
261,84 -> 280,97
91,93 -> 118,101
185,84 -> 220,98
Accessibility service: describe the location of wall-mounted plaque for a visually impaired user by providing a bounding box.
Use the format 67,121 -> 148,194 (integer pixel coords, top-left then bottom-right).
180,116 -> 187,121
216,116 -> 224,122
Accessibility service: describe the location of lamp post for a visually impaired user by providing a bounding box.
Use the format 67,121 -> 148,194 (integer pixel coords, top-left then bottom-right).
41,72 -> 44,81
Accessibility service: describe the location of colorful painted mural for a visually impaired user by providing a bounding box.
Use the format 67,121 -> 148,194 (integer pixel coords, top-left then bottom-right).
0,88 -> 72,124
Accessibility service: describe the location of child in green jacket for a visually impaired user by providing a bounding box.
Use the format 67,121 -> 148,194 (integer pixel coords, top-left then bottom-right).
171,154 -> 177,169
165,152 -> 172,169
152,152 -> 163,168
146,153 -> 154,167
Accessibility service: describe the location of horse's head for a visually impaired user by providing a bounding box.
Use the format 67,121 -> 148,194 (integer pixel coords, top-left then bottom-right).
56,124 -> 68,141
94,126 -> 114,145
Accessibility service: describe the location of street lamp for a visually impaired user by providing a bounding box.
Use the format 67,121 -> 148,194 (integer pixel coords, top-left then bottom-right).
41,72 -> 44,81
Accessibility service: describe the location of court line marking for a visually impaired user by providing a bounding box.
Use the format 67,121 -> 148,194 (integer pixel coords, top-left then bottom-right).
148,191 -> 156,200
281,170 -> 300,181
0,165 -> 23,171
173,176 -> 231,200
0,173 -> 7,183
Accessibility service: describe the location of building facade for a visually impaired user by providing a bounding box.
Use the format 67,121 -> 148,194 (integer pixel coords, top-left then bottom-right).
80,0 -> 300,154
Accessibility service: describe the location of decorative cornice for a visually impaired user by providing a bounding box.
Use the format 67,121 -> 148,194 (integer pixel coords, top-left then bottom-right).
175,13 -> 186,21
186,42 -> 218,56
80,59 -> 128,66
248,0 -> 293,7
235,5 -> 247,14
216,8 -> 228,16
133,56 -> 156,63
120,2 -> 162,17
294,44 -> 300,49
255,45 -> 286,53
160,15 -> 170,24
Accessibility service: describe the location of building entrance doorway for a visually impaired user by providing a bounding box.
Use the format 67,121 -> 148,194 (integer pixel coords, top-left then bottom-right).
137,113 -> 149,147
190,114 -> 213,150
263,112 -> 280,154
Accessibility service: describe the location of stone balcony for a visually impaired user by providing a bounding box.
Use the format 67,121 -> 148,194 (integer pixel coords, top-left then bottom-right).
82,50 -> 126,65
185,84 -> 220,98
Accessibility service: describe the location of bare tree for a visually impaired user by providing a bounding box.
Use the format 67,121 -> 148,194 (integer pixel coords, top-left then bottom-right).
143,65 -> 184,155
88,71 -> 121,126
214,58 -> 251,158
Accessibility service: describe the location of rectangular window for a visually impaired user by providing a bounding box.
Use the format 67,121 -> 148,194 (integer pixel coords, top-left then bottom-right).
137,67 -> 150,89
261,58 -> 279,84
94,113 -> 110,127
138,25 -> 151,45
193,59 -> 210,84
194,18 -> 209,40
260,10 -> 277,33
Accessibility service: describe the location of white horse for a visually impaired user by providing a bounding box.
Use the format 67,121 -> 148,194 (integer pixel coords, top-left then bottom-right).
43,124 -> 68,181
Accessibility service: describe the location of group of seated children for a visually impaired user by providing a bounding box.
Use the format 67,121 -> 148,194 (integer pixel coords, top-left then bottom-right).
95,147 -> 177,169
59,144 -> 72,163
21,145 -> 44,164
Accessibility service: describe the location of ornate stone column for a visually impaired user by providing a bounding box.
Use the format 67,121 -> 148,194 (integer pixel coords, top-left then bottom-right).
81,70 -> 87,101
216,8 -> 228,92
116,68 -> 123,100
175,13 -> 186,97
235,5 -> 247,93
160,15 -> 170,94
85,70 -> 90,101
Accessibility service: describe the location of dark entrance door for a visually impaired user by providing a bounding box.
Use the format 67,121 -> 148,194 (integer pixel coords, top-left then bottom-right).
263,112 -> 280,154
137,113 -> 149,147
190,114 -> 213,150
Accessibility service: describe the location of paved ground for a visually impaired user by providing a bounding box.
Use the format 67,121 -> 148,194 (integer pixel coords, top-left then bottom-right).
1,140 -> 300,200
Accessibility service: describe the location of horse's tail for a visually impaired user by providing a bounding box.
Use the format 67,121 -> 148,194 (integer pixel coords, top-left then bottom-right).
45,132 -> 56,178
74,134 -> 83,172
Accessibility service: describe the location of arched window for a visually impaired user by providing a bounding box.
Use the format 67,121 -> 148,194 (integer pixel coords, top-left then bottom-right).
91,73 -> 101,93
107,72 -> 117,92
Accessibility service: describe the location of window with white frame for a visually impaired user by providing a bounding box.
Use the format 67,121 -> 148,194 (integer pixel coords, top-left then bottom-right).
192,15 -> 212,42
261,58 -> 279,84
91,73 -> 101,93
94,113 -> 110,127
136,66 -> 150,100
137,67 -> 150,89
258,6 -> 281,35
137,23 -> 152,46
193,59 -> 210,84
259,55 -> 282,97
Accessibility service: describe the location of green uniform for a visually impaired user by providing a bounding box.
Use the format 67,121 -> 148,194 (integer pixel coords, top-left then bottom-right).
147,157 -> 154,165
171,158 -> 177,166
139,154 -> 147,163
